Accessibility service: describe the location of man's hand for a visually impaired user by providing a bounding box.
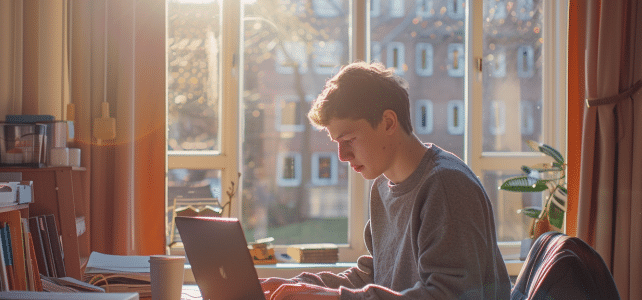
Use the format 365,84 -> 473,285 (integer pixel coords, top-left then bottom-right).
261,278 -> 340,300
269,283 -> 340,300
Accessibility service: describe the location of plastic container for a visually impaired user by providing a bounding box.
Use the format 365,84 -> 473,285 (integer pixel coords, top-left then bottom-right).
0,123 -> 47,168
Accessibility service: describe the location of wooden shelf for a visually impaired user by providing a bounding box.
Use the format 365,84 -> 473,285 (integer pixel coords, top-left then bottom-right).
0,167 -> 88,280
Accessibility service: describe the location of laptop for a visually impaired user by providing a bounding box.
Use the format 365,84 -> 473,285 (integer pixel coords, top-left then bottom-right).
175,216 -> 266,300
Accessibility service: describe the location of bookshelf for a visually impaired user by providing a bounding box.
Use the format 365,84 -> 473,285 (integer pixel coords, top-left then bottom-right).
0,204 -> 30,290
0,167 -> 88,280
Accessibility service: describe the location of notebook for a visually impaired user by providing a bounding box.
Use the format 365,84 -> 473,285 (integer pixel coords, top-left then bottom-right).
175,216 -> 266,300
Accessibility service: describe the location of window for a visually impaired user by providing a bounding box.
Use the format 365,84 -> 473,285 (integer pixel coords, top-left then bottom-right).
275,95 -> 305,132
447,0 -> 465,20
387,42 -> 405,75
313,41 -> 344,75
415,100 -> 433,135
277,152 -> 302,187
166,0 -> 568,264
447,43 -> 464,77
517,45 -> 534,78
390,0 -> 404,18
313,0 -> 343,18
447,100 -> 465,135
311,152 -> 339,186
416,0 -> 434,18
488,100 -> 506,136
275,41 -> 308,75
415,43 -> 433,77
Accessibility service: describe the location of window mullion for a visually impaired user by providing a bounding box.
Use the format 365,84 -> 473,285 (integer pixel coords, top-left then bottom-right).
465,0 -> 484,174
221,0 -> 241,219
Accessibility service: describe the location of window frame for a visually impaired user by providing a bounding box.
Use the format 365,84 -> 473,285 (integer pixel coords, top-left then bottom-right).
167,0 -> 568,265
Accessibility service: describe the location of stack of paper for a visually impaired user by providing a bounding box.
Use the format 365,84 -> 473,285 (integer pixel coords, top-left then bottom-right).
83,252 -> 151,298
286,243 -> 339,263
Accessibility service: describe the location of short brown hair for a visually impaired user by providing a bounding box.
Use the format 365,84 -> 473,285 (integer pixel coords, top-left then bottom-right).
307,61 -> 413,134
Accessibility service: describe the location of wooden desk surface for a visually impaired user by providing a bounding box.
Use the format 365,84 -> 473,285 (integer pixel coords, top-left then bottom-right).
139,285 -> 202,300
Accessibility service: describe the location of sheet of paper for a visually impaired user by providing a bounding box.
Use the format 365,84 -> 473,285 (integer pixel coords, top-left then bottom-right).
85,252 -> 150,274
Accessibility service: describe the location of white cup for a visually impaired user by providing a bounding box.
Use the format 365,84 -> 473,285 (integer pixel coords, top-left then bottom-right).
149,255 -> 185,300
50,147 -> 69,167
68,148 -> 81,167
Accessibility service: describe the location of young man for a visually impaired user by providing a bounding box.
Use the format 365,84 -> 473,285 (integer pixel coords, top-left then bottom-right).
261,61 -> 511,299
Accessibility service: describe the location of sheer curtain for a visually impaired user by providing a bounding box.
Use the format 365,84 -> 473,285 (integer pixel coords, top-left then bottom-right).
575,0 -> 642,299
1,0 -> 165,256
71,0 -> 165,256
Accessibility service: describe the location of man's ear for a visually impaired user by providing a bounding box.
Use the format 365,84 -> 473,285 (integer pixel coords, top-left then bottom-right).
381,109 -> 398,134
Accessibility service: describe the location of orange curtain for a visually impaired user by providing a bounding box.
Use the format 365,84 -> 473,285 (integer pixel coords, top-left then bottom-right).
576,0 -> 642,299
69,0 -> 166,256
565,1 -> 587,237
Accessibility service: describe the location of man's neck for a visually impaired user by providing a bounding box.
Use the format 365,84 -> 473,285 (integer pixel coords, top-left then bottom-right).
384,134 -> 428,184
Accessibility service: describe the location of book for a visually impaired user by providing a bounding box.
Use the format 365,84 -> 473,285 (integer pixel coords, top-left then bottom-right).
36,216 -> 56,277
20,219 -> 35,291
27,233 -> 43,291
287,243 -> 339,263
0,229 -> 8,291
83,252 -> 151,298
28,217 -> 49,277
44,215 -> 65,277
0,211 -> 27,290
0,224 -> 15,290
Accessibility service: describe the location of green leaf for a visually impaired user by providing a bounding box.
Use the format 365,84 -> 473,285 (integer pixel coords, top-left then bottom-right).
548,203 -> 565,229
500,176 -> 549,192
521,165 -> 531,174
517,207 -> 542,219
538,143 -> 565,165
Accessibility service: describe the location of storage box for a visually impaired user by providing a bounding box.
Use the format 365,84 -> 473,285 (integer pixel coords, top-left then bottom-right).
0,123 -> 47,167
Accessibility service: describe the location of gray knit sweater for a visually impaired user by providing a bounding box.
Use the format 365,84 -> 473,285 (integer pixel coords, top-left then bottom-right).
295,144 -> 511,299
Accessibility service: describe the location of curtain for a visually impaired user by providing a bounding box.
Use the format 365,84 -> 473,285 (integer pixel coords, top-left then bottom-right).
2,0 -> 165,256
577,1 -> 642,299
70,0 -> 166,256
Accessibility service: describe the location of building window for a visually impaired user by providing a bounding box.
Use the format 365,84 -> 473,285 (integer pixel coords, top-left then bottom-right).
447,43 -> 464,77
517,45 -> 534,78
489,100 -> 506,136
313,0 -> 343,18
277,152 -> 302,187
415,43 -> 433,77
520,101 -> 534,135
275,95 -> 305,132
390,0 -> 405,18
447,100 -> 464,135
516,0 -> 534,21
446,0 -> 464,20
387,42 -> 405,75
311,152 -> 338,186
371,42 -> 382,63
489,51 -> 506,78
313,41 -> 343,75
485,0 -> 507,20
275,41 -> 308,75
415,100 -> 433,135
416,0 -> 434,18
371,0 -> 381,17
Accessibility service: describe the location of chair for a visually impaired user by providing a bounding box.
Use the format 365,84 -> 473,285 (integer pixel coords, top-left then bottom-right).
166,185 -> 222,246
511,231 -> 620,300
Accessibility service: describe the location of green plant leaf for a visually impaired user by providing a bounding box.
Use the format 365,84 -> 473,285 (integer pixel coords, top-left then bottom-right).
548,202 -> 565,229
517,207 -> 541,219
500,176 -> 549,192
538,143 -> 565,165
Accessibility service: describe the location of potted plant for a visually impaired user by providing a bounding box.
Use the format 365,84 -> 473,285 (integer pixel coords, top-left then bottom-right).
500,140 -> 567,251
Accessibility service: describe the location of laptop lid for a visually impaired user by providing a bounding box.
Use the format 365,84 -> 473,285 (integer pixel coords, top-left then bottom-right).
175,216 -> 266,300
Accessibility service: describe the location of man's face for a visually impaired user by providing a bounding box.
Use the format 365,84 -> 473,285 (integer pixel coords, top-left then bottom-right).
325,118 -> 392,180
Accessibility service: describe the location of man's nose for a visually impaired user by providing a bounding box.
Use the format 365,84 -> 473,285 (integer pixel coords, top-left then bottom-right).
338,143 -> 354,162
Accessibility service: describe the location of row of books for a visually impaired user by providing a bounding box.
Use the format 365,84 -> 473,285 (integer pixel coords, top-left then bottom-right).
0,213 -> 66,292
287,243 -> 339,264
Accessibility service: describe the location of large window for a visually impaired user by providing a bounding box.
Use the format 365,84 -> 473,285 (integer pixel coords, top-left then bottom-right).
166,0 -> 568,262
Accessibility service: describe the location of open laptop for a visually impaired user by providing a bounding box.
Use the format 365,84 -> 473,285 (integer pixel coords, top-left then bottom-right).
175,216 -> 266,300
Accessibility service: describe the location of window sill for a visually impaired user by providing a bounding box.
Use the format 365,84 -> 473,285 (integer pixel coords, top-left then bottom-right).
183,260 -> 524,284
